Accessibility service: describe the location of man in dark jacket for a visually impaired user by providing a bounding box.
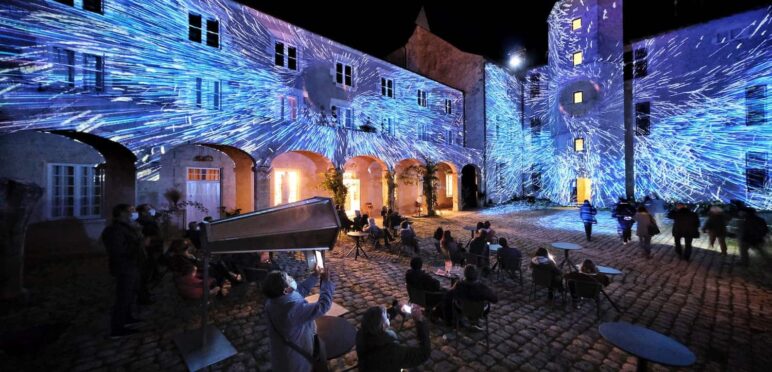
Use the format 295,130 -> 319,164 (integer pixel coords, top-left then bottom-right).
612,197 -> 636,244
738,208 -> 769,266
405,257 -> 441,292
579,200 -> 597,241
356,305 -> 431,371
101,204 -> 144,338
468,230 -> 490,272
449,265 -> 498,307
667,203 -> 700,261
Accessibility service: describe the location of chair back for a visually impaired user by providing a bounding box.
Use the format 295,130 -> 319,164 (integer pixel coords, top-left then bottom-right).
424,290 -> 444,310
568,277 -> 602,299
532,266 -> 554,288
456,299 -> 486,321
406,285 -> 427,307
501,252 -> 522,272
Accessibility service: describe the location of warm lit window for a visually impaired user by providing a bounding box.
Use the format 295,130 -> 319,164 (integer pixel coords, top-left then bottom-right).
572,18 -> 582,31
573,51 -> 583,66
187,168 -> 220,181
573,91 -> 583,103
574,138 -> 585,152
273,169 -> 299,205
445,173 -> 453,198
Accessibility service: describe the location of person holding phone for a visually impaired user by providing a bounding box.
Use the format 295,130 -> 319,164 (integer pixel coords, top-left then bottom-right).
263,264 -> 335,372
356,304 -> 431,371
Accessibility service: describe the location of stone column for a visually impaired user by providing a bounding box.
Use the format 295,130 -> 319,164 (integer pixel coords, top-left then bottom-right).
0,178 -> 43,301
254,165 -> 272,210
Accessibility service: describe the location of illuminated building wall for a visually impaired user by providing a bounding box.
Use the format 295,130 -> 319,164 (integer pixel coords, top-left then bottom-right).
630,7 -> 772,210
0,0 -> 476,208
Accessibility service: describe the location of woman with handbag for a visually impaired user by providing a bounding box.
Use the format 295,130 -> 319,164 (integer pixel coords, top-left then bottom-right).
634,206 -> 659,259
264,266 -> 335,372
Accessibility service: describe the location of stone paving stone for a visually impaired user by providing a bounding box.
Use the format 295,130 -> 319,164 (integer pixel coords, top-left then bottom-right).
1,207 -> 770,371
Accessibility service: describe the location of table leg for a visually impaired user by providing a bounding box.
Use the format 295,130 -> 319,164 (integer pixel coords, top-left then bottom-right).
356,238 -> 369,259
600,288 -> 621,312
636,357 -> 648,372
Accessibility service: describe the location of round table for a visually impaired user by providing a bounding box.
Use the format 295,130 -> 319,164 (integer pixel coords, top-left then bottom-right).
550,242 -> 582,271
599,322 -> 696,371
316,316 -> 357,360
463,226 -> 477,239
575,264 -> 623,276
346,231 -> 370,260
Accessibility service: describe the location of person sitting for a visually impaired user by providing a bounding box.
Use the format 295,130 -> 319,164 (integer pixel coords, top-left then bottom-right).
184,221 -> 202,250
482,221 -> 496,242
530,247 -> 563,299
447,265 -> 498,328
399,221 -> 419,253
405,257 -> 441,292
495,237 -> 522,273
356,305 -> 431,372
433,227 -> 445,255
352,210 -> 365,231
337,205 -> 353,232
364,217 -> 391,248
475,221 -> 485,234
564,259 -> 609,304
174,262 -> 227,300
440,230 -> 464,266
468,230 -> 491,272
388,209 -> 404,231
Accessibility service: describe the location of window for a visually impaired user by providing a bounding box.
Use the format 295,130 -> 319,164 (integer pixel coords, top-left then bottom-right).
195,78 -> 202,108
746,152 -> 767,191
381,117 -> 395,135
188,13 -> 202,43
444,99 -> 452,114
573,91 -> 583,104
335,62 -> 353,87
213,80 -> 221,110
83,53 -> 104,92
446,129 -> 454,145
746,85 -> 766,126
633,47 -> 647,78
530,171 -> 542,192
83,0 -> 103,14
187,168 -> 221,181
572,18 -> 582,31
529,73 -> 541,98
274,42 -> 298,70
280,95 -> 298,121
635,102 -> 651,135
574,138 -> 585,152
419,124 -> 429,141
206,19 -> 220,48
445,173 -> 453,198
417,89 -> 428,107
54,0 -> 74,6
331,105 -> 353,128
53,47 -> 75,88
714,27 -> 746,44
381,78 -> 394,98
48,164 -> 102,219
572,51 -> 583,66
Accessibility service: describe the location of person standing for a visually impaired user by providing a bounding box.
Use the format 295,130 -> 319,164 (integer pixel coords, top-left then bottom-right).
612,197 -> 636,245
633,206 -> 657,258
101,204 -> 144,338
264,266 -> 334,372
738,208 -> 769,266
579,200 -> 597,241
667,203 -> 700,261
702,206 -> 728,255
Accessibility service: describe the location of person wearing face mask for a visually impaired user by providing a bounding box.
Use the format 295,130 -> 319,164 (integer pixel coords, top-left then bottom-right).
356,304 -> 431,371
264,265 -> 335,372
101,204 -> 144,339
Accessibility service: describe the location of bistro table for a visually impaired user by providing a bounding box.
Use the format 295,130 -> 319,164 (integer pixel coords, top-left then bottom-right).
599,322 -> 696,372
463,225 -> 477,239
433,265 -> 464,287
305,294 -> 349,317
316,316 -> 357,360
345,231 -> 370,260
551,242 -> 582,271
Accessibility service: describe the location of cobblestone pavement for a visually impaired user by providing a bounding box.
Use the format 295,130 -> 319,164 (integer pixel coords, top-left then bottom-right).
1,206 -> 771,371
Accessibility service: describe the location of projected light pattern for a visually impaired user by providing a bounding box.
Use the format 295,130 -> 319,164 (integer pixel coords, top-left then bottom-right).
0,0 -> 477,180
536,208 -> 621,235
631,7 -> 772,210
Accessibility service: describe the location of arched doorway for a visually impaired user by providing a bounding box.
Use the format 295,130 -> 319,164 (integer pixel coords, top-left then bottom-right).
436,161 -> 459,212
461,164 -> 480,210
203,144 -> 255,213
342,156 -> 387,217
270,151 -> 333,206
395,158 -> 424,216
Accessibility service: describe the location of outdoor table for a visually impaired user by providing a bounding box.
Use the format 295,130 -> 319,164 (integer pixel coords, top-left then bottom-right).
433,266 -> 463,287
305,294 -> 349,317
550,242 -> 582,271
315,316 -> 357,360
463,225 -> 477,239
599,322 -> 696,372
345,231 -> 370,260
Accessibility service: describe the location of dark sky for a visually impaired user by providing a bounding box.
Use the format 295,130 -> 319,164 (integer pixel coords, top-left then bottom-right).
238,0 -> 769,67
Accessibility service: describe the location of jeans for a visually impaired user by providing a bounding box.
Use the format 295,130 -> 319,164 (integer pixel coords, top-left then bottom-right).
583,223 -> 593,241
112,270 -> 139,334
673,235 -> 693,260
639,235 -> 652,255
622,228 -> 632,243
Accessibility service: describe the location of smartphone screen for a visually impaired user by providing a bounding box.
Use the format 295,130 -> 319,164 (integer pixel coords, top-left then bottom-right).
315,251 -> 324,269
305,251 -> 316,270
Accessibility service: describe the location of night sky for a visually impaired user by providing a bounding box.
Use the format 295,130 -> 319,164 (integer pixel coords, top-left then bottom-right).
237,0 -> 769,68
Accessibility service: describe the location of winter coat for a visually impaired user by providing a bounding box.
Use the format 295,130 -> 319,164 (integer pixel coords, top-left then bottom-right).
667,208 -> 700,238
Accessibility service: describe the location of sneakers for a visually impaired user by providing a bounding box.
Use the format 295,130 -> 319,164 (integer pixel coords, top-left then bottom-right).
109,329 -> 139,340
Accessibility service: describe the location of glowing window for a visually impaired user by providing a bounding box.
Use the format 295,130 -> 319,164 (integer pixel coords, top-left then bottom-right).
574,138 -> 585,152
573,51 -> 583,66
572,18 -> 582,31
273,169 -> 299,205
445,173 -> 453,198
573,91 -> 583,104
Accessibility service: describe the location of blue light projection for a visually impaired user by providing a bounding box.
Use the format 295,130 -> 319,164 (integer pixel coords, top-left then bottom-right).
0,0 -> 477,180
631,7 -> 772,210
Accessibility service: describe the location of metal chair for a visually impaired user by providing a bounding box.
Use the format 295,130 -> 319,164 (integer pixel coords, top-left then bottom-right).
453,299 -> 490,350
497,253 -> 523,286
567,277 -> 603,320
530,265 -> 564,303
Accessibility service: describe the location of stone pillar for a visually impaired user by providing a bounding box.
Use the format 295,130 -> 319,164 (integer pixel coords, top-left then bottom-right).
0,178 -> 43,301
254,165 -> 272,210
